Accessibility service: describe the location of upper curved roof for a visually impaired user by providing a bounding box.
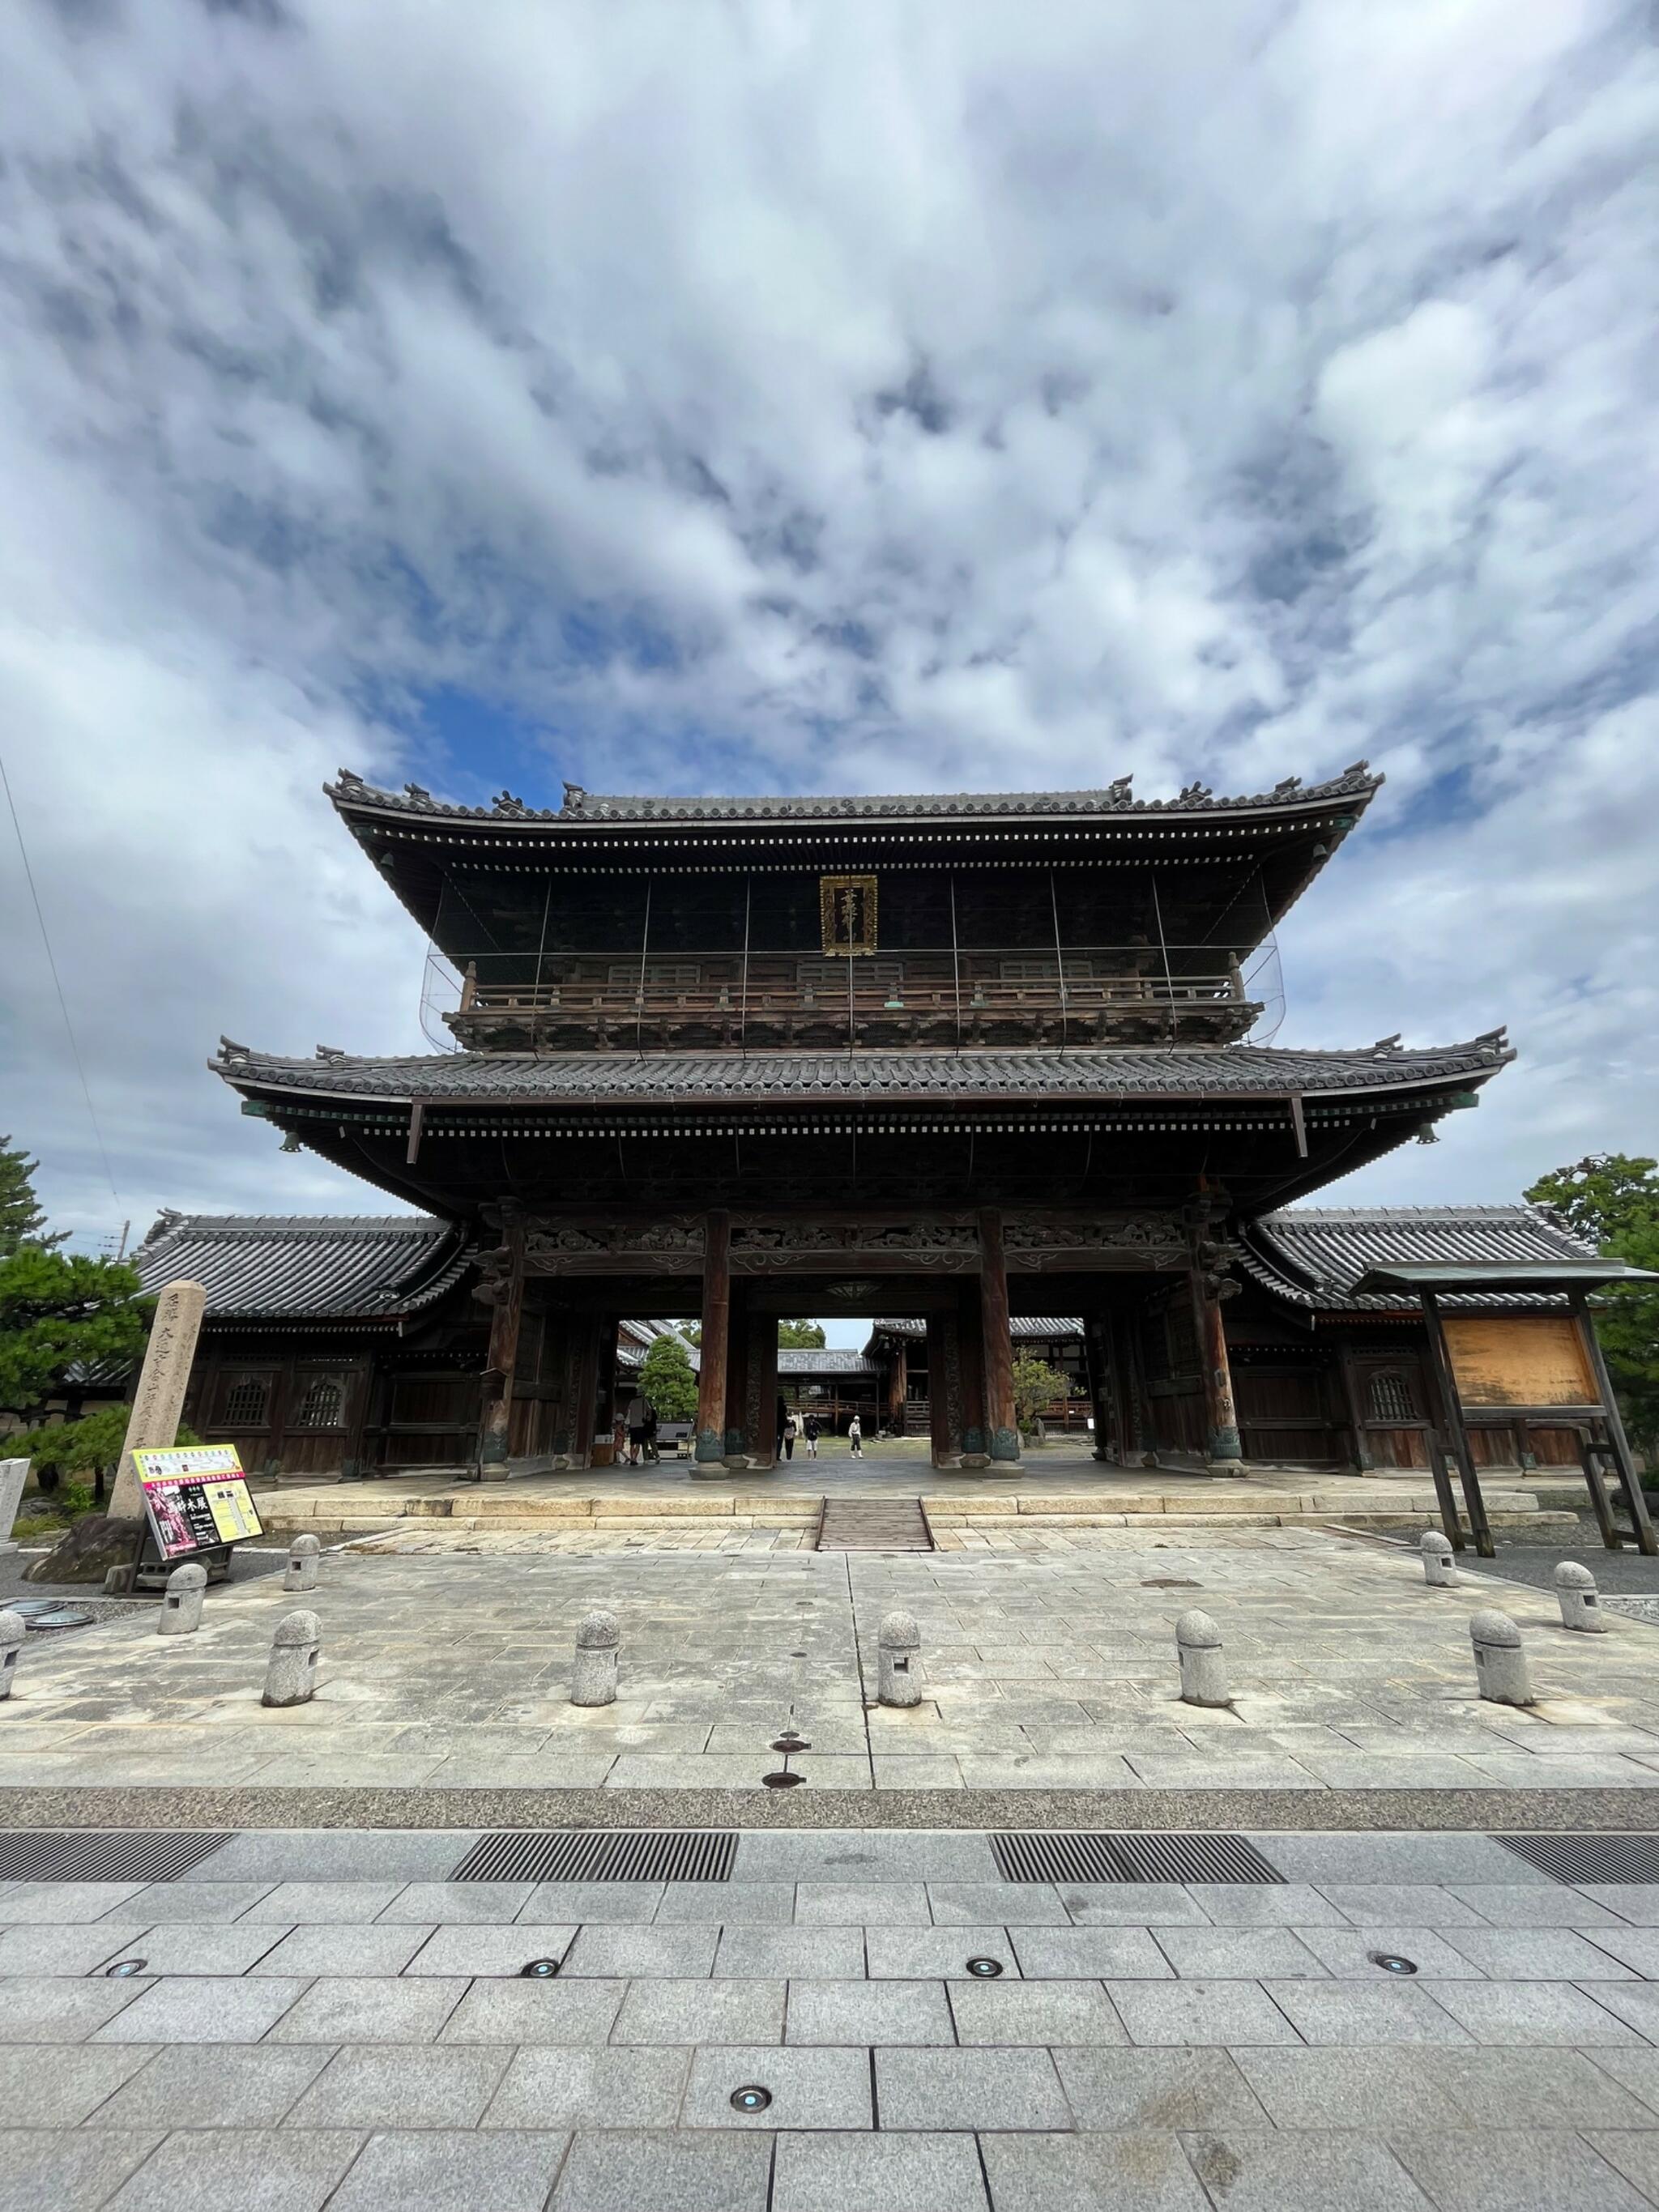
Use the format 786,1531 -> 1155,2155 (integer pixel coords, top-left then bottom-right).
326,761 -> 1381,830
1239,1203 -> 1605,1314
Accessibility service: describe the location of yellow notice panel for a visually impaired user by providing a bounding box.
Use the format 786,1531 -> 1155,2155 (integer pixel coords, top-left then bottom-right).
1442,1314 -> 1596,1408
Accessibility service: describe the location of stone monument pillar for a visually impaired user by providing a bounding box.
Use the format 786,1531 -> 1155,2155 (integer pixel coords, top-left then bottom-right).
107,1280 -> 207,1521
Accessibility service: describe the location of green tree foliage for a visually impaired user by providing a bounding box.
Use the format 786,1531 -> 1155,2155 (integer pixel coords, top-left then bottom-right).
638,1332 -> 698,1423
777,1319 -> 826,1349
0,1245 -> 150,1421
0,1136 -> 62,1255
1010,1354 -> 1069,1434
1526,1153 -> 1659,1453
11,1409 -> 200,1484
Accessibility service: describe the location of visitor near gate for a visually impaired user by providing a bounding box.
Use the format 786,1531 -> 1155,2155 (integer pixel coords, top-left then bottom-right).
847,1413 -> 864,1459
803,1413 -> 821,1459
778,1396 -> 794,1460
625,1390 -> 650,1467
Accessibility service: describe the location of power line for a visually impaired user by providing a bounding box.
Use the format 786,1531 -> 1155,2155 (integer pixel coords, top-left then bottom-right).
0,750 -> 120,1202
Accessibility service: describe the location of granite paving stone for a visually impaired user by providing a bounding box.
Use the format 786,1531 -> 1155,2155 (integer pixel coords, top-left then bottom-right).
0,1924 -> 145,1977
1391,2128 -> 1656,2211
613,1977 -> 787,2045
94,1976 -> 309,2044
1570,1982 -> 1659,2043
0,2044 -> 157,2128
0,2128 -> 164,2212
250,1923 -> 432,1977
1291,1926 -> 1493,1978
1107,1978 -> 1302,2047
684,2044 -> 872,2129
1444,1885 -> 1627,1928
561,1924 -> 719,1979
867,1926 -> 1019,1979
794,1882 -> 929,1924
284,2044 -> 512,2130
1419,1979 -> 1645,2046
325,2128 -> 572,2212
1583,1928 -> 1659,1976
100,2127 -> 365,2212
1589,2132 -> 1659,2206
266,1974 -> 469,2044
1181,2128 -> 1434,2210
714,1926 -> 867,1978
241,1882 -> 411,1923
438,1976 -> 625,2045
406,1924 -> 578,1977
1059,1882 -> 1213,1925
1256,1836 -> 1548,1885
113,1922 -> 288,1975
1051,2045 -> 1273,2130
112,1883 -> 277,1924
771,2129 -> 990,2212
1320,1886 -> 1490,1927
1582,1889 -> 1659,1927
376,1882 -> 537,1923
1182,1882 -> 1348,1927
948,1978 -> 1127,2045
1235,2046 -> 1659,2129
783,1977 -> 954,2045
0,1882 -> 147,1924
1262,1976 -> 1475,2045
659,1882 -> 796,1924
92,2044 -> 334,2130
552,2129 -> 773,2212
482,2045 -> 689,2128
518,1882 -> 663,1924
0,1974 -> 156,2042
978,2130 -> 1211,2211
1152,1925 -> 1331,1980
874,2046 -> 1072,2130
1578,2049 -> 1659,2113
927,1882 -> 1069,1924
1010,1926 -> 1173,1979
1442,1929 -> 1641,1980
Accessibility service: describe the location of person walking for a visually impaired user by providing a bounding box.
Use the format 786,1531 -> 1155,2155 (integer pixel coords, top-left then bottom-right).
625,1388 -> 650,1468
803,1412 -> 820,1459
777,1396 -> 795,1461
847,1413 -> 864,1459
642,1401 -> 659,1464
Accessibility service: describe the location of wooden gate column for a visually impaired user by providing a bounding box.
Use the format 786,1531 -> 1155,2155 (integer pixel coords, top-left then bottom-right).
592,1318 -> 619,1466
476,1217 -> 526,1477
926,1313 -> 960,1467
1186,1209 -> 1244,1474
958,1279 -> 989,1464
749,1307 -> 779,1472
1570,1292 -> 1657,1555
977,1207 -> 1021,1465
565,1312 -> 601,1472
693,1208 -> 731,1468
887,1338 -> 908,1438
1419,1287 -> 1495,1558
1082,1315 -> 1114,1461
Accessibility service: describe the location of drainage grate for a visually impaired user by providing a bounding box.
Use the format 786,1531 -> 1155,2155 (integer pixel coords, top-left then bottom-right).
992,1831 -> 1285,1886
0,1832 -> 228,1885
1495,1833 -> 1659,1886
451,1830 -> 738,1884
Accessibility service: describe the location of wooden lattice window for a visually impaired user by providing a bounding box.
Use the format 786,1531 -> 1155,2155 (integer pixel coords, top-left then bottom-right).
221,1375 -> 268,1426
1367,1370 -> 1418,1423
296,1375 -> 345,1430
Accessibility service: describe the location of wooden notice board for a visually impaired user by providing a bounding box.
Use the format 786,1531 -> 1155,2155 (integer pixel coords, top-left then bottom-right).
1441,1314 -> 1596,1409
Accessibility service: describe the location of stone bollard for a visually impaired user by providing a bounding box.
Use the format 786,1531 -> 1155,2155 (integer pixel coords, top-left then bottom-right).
1421,1530 -> 1458,1588
262,1610 -> 321,1707
284,1534 -> 322,1592
877,1611 -> 923,1707
158,1562 -> 207,1636
1555,1561 -> 1609,1634
1470,1608 -> 1533,1707
0,1611 -> 23,1701
571,1610 -> 620,1707
1175,1609 -> 1230,1707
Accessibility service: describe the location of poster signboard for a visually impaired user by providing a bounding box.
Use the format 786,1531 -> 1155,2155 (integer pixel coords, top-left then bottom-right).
131,1443 -> 264,1562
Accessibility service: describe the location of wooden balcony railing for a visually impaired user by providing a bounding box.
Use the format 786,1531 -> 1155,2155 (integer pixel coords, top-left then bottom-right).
445,948 -> 1260,1051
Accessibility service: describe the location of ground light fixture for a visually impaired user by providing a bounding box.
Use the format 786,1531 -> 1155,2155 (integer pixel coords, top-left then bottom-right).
519,1958 -> 561,1978
1370,1952 -> 1418,1975
966,1957 -> 1004,1977
730,2086 -> 772,2113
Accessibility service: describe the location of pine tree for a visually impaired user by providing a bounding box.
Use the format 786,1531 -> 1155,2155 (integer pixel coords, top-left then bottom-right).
777,1319 -> 826,1348
1527,1153 -> 1659,1455
0,1136 -> 62,1255
638,1332 -> 698,1423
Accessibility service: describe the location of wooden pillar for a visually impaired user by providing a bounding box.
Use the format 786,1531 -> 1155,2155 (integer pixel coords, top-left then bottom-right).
958,1279 -> 988,1463
477,1218 -> 526,1475
977,1207 -> 1020,1464
887,1339 -> 908,1437
592,1319 -> 619,1466
1082,1315 -> 1114,1461
1186,1212 -> 1243,1473
1572,1294 -> 1657,1555
749,1308 -> 779,1471
566,1312 -> 601,1471
723,1281 -> 752,1466
1112,1311 -> 1149,1463
1335,1343 -> 1373,1474
1419,1288 -> 1495,1557
693,1208 -> 731,1467
926,1313 -> 959,1467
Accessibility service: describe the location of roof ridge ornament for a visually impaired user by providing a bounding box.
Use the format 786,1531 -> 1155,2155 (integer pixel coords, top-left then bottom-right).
217,1037 -> 250,1065
562,782 -> 587,815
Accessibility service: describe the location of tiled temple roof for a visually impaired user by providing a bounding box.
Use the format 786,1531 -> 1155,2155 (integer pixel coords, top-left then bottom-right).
213,1036 -> 1511,1108
133,1212 -> 468,1322
868,1317 -> 1083,1341
326,763 -> 1381,829
1242,1204 -> 1602,1315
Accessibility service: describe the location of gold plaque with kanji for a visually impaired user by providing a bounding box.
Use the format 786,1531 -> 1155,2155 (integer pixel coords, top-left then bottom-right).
819,875 -> 878,956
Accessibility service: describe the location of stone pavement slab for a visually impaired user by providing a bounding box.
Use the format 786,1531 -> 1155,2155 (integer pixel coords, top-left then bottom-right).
101,2128 -> 364,2212
326,2128 -> 570,2212
0,2127 -> 163,2212
979,2129 -> 1210,2211
773,2129 -> 990,2212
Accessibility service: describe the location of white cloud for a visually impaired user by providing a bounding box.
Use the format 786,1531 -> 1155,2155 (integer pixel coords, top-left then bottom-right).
2,0 -> 1655,1240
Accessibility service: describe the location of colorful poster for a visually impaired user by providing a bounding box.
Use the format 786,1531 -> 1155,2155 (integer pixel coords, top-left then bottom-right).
132,1444 -> 264,1562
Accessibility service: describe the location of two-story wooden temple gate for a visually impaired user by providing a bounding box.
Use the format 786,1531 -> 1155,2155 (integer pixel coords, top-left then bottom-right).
209,761 -> 1654,1545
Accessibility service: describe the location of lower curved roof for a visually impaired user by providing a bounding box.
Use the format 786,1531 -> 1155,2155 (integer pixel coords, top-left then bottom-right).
134,1212 -> 468,1323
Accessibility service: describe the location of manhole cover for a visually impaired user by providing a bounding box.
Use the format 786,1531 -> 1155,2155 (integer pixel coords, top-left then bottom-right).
730,2085 -> 772,2113
8,1601 -> 96,1630
761,1771 -> 805,1789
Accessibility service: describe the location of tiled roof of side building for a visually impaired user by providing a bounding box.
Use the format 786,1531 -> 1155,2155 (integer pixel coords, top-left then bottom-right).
132,1211 -> 469,1321
325,762 -> 1381,828
1243,1204 -> 1600,1314
212,1036 -> 1512,1106
868,1317 -> 1083,1340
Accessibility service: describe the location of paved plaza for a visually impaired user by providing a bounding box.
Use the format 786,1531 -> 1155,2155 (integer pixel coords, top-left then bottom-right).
6,1826 -> 1659,2209
2,1519 -> 1657,1797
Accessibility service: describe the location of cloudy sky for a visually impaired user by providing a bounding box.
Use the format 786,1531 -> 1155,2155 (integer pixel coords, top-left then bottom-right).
3,0 -> 1657,1264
